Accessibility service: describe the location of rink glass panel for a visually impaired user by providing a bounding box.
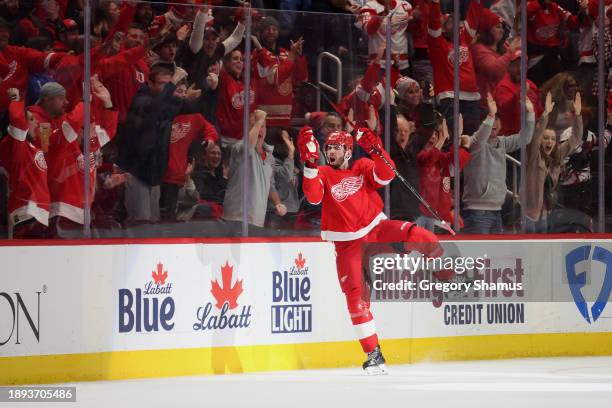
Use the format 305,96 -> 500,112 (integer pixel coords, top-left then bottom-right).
0,0 -> 610,239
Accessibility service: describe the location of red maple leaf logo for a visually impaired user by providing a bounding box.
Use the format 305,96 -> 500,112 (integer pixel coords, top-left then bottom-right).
295,252 -> 306,269
152,262 -> 168,285
211,261 -> 243,310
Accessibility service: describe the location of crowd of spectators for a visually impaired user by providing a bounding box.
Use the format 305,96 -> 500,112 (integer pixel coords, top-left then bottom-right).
0,0 -> 610,238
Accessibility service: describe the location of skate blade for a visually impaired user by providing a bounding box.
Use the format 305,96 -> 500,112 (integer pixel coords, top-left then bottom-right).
364,364 -> 389,376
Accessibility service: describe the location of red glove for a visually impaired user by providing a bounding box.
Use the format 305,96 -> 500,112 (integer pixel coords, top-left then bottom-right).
297,126 -> 320,168
355,127 -> 382,154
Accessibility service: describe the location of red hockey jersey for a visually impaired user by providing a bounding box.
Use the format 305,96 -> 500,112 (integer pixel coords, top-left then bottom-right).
0,46 -> 63,113
338,61 -> 400,133
96,46 -> 149,122
427,0 -> 481,101
416,146 -> 470,220
254,48 -> 308,127
216,69 -> 255,141
302,153 -> 395,242
163,113 -> 219,185
0,101 -> 50,232
526,0 -> 581,48
357,0 -> 413,70
28,101 -> 118,224
407,0 -> 430,50
493,74 -> 542,136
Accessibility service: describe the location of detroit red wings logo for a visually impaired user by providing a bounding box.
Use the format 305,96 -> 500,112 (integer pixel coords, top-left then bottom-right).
1,60 -> 17,82
443,176 -> 451,193
447,46 -> 469,66
231,89 -> 256,109
331,175 -> 364,202
536,24 -> 558,40
170,122 -> 191,143
34,151 -> 47,172
278,77 -> 293,97
76,153 -> 96,173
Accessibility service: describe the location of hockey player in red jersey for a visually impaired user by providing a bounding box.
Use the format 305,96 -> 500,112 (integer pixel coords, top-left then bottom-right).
298,125 -> 441,375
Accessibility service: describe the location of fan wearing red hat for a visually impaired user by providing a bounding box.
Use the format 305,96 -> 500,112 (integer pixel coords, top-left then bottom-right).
471,8 -> 521,107
53,19 -> 79,52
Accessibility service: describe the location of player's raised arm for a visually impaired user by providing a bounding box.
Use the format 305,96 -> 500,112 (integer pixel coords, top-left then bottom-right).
297,126 -> 324,205
355,127 -> 396,187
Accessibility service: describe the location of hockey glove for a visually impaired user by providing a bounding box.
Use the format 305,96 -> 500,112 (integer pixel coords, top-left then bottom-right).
355,127 -> 383,154
298,126 -> 320,168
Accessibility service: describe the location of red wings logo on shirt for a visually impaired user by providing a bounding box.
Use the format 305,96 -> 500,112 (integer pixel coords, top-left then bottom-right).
34,150 -> 47,172
76,153 -> 96,173
231,89 -> 256,109
330,175 -> 364,202
536,24 -> 559,40
278,77 -> 293,97
447,46 -> 469,66
1,60 -> 17,82
443,176 -> 451,193
170,122 -> 191,143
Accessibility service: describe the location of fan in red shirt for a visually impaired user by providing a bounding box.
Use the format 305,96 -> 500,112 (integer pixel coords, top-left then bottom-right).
160,81 -> 219,220
416,116 -> 471,231
254,17 -> 308,130
337,45 -> 400,134
526,0 -> 588,85
27,79 -> 118,236
0,17 -> 65,116
298,125 -> 442,375
493,50 -> 543,136
0,89 -> 50,238
357,0 -> 413,74
216,49 -> 255,146
427,0 -> 483,134
406,0 -> 433,83
96,24 -> 150,122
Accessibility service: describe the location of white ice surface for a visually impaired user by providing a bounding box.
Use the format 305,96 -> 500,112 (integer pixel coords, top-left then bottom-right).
9,356 -> 612,408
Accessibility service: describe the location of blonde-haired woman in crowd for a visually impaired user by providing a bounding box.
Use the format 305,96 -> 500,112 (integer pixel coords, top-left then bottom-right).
525,91 -> 583,233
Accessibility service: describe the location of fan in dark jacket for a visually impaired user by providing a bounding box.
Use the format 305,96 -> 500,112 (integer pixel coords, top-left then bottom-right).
116,64 -> 201,224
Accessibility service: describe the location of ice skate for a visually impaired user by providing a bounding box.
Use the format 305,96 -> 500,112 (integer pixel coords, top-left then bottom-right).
362,345 -> 388,376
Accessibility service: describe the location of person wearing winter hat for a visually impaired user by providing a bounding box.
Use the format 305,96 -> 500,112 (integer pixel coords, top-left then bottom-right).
395,76 -> 438,132
471,8 -> 521,107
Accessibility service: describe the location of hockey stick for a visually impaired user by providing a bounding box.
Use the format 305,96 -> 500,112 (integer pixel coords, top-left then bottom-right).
303,81 -> 456,235
367,142 -> 456,236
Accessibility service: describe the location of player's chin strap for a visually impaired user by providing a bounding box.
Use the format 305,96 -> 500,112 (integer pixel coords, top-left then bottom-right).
355,129 -> 456,236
